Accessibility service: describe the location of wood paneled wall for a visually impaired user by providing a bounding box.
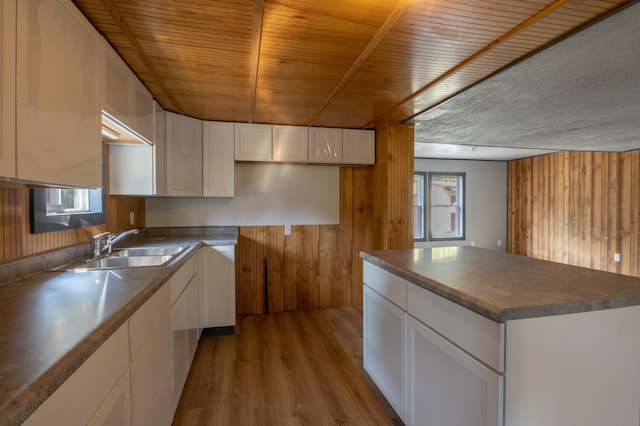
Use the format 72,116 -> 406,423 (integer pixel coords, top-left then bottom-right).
236,123 -> 414,314
0,182 -> 104,262
508,151 -> 640,276
0,181 -> 145,263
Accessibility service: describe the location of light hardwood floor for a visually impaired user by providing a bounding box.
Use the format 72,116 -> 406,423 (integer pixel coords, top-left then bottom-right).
173,307 -> 401,425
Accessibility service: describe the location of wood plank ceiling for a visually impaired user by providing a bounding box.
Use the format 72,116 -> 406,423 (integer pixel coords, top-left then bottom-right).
72,0 -> 634,129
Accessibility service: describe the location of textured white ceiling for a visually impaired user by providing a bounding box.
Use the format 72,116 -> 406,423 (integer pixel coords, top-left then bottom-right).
413,1 -> 640,160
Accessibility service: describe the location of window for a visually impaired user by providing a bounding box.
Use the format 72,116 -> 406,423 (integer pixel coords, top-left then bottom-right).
414,172 -> 465,242
45,188 -> 90,215
414,173 -> 426,240
30,155 -> 106,234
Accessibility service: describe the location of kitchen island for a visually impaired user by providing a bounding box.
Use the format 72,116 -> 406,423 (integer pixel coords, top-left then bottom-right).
361,246 -> 640,426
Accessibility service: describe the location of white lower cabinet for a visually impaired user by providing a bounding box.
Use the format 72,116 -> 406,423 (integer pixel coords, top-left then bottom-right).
129,282 -> 172,426
23,324 -> 130,426
406,317 -> 502,426
363,260 -> 501,426
201,245 -> 236,328
169,251 -> 201,410
363,285 -> 406,422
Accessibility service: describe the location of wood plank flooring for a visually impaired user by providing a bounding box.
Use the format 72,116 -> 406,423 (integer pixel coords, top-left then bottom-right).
173,307 -> 401,425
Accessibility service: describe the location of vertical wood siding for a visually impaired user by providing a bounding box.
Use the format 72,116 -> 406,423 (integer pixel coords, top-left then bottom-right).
508,151 -> 638,276
236,123 -> 414,314
0,184 -> 144,264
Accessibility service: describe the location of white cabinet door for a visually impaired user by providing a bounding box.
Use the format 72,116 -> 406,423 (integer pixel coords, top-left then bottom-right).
406,317 -> 503,426
203,121 -> 234,197
201,245 -> 236,328
130,314 -> 173,426
343,129 -> 375,165
153,101 -> 166,195
165,111 -> 203,196
108,144 -> 153,195
309,127 -> 342,163
104,47 -> 153,142
104,49 -> 131,127
171,288 -> 190,411
88,369 -> 131,426
23,324 -> 130,426
130,76 -> 153,142
234,122 -> 272,161
16,0 -> 102,187
0,0 -> 15,178
363,285 -> 406,421
272,125 -> 308,162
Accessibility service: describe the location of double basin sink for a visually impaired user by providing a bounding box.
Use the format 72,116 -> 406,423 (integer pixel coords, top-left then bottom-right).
58,246 -> 187,270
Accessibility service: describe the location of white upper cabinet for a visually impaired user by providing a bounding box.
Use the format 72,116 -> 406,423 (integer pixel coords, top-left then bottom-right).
16,0 -> 102,188
309,127 -> 343,163
104,47 -> 153,142
165,111 -> 203,196
104,49 -> 130,124
343,129 -> 375,165
272,125 -> 308,162
108,144 -> 154,195
153,101 -> 166,196
203,121 -> 234,197
0,0 -> 15,179
130,77 -> 153,141
234,123 -> 272,161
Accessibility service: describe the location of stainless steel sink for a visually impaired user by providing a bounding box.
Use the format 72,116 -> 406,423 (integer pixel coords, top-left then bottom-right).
78,255 -> 174,269
113,246 -> 185,257
53,246 -> 188,270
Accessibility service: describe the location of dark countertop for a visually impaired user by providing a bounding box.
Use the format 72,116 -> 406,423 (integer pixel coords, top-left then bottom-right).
0,228 -> 237,425
361,247 -> 640,323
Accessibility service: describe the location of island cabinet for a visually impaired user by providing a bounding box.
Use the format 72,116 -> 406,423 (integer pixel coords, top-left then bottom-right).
405,283 -> 503,426
16,0 -> 103,188
362,262 -> 407,421
363,249 -> 640,426
0,0 -> 15,179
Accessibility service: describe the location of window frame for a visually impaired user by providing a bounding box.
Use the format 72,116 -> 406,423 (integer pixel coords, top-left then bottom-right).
414,171 -> 467,243
29,155 -> 106,234
427,172 -> 465,242
413,172 -> 427,241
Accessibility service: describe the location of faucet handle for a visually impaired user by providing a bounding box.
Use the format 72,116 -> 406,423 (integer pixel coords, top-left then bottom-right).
91,231 -> 111,241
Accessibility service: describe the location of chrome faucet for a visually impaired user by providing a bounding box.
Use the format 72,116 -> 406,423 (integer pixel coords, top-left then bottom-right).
90,229 -> 139,259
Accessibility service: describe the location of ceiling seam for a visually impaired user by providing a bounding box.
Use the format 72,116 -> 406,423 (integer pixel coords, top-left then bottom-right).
99,0 -> 185,115
306,0 -> 415,127
249,0 -> 266,124
364,0 -> 572,129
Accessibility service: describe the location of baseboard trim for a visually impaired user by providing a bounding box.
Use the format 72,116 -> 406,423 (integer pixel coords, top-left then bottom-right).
201,326 -> 235,337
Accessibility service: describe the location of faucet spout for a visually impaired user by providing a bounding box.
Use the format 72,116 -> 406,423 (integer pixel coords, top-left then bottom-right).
90,229 -> 139,259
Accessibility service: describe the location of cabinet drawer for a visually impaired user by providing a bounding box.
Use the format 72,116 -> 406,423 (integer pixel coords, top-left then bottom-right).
407,282 -> 504,372
363,261 -> 406,309
170,253 -> 198,305
23,323 -> 130,425
129,283 -> 170,358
